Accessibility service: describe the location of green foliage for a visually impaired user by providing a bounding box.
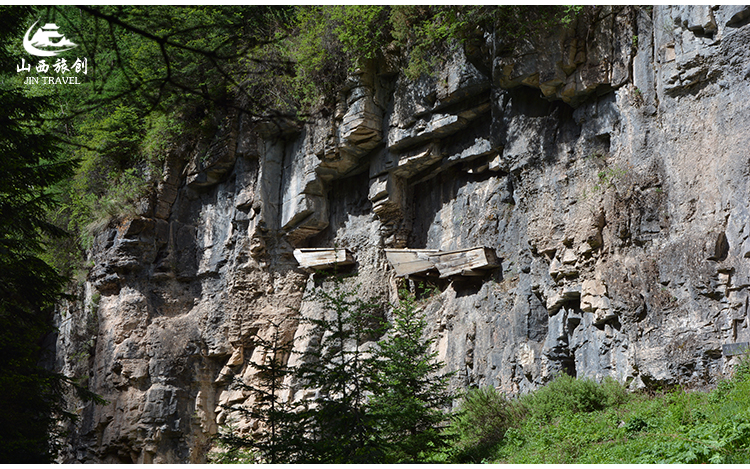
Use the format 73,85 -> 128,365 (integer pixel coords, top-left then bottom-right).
332,6 -> 389,62
452,358 -> 750,463
0,6 -> 105,462
36,5 -> 593,274
39,5 -> 288,263
93,105 -> 144,168
450,386 -> 526,462
368,288 -> 454,463
634,418 -> 750,464
390,6 -> 583,79
593,165 -> 628,193
213,275 -> 388,463
579,155 -> 629,201
59,5 -> 283,114
290,6 -> 387,107
209,419 -> 259,464
142,112 -> 182,162
628,375 -> 750,464
448,375 -> 629,463
521,374 -> 628,422
215,281 -> 455,464
289,6 -> 584,98
389,6 -> 481,79
292,275 -> 385,463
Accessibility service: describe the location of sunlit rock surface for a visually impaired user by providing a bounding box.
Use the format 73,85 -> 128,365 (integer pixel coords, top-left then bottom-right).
55,6 -> 750,462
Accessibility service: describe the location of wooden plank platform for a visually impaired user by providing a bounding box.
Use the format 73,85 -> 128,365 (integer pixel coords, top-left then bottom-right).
429,247 -> 499,278
384,249 -> 440,277
293,248 -> 354,269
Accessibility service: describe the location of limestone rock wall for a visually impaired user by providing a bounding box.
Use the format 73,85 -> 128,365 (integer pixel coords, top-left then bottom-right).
55,5 -> 750,462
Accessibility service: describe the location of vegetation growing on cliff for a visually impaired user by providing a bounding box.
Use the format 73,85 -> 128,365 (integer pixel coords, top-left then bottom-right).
2,5 -> 670,462
23,5 -> 587,276
214,281 -> 454,464
212,305 -> 750,465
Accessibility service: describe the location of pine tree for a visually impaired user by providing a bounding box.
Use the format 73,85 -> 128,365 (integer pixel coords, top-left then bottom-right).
215,281 -> 455,463
369,287 -> 454,462
0,6 -> 105,462
293,275 -> 386,463
213,319 -> 314,464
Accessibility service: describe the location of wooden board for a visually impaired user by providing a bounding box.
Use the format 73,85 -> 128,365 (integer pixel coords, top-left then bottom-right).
429,247 -> 499,278
722,342 -> 750,356
293,248 -> 354,269
384,249 -> 439,277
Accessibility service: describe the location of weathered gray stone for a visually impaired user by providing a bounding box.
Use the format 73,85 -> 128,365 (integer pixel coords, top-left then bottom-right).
495,6 -> 634,106
721,5 -> 750,28
674,5 -> 717,35
392,142 -> 442,178
434,44 -> 490,109
54,5 -> 750,463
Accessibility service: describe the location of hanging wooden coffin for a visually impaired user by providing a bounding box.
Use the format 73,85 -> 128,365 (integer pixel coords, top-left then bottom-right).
293,248 -> 355,269
428,247 -> 499,278
384,249 -> 440,277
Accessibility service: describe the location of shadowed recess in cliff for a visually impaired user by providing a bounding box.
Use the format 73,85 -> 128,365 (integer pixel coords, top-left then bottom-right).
409,166 -> 511,251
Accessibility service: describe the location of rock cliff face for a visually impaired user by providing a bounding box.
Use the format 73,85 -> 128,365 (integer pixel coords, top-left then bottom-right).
55,6 -> 750,463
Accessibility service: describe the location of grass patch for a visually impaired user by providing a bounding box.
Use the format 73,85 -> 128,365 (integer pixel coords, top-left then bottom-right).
446,360 -> 750,463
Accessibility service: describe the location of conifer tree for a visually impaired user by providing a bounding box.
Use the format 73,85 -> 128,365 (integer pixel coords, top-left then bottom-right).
215,319 -> 307,463
369,288 -> 454,462
215,280 -> 454,463
0,6 -> 105,462
293,275 -> 386,463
